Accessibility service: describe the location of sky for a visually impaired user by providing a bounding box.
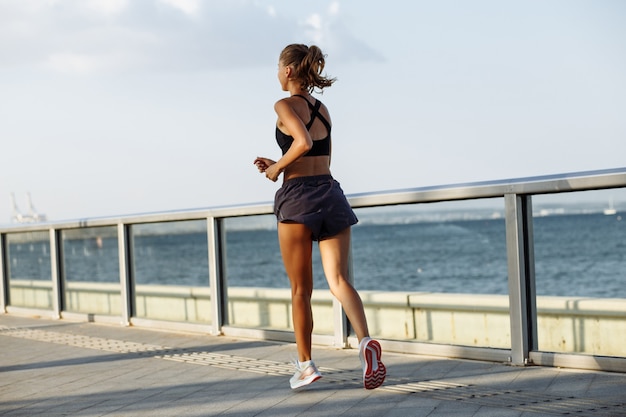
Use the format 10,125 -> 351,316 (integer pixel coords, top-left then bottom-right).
1,0 -> 625,224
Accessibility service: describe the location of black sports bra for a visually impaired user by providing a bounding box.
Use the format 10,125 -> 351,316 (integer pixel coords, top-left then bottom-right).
275,95 -> 331,157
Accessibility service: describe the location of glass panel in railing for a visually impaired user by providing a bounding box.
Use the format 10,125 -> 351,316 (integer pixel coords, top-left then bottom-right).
132,220 -> 210,323
532,188 -> 626,357
352,199 -> 510,348
6,231 -> 52,309
224,215 -> 333,335
61,226 -> 120,316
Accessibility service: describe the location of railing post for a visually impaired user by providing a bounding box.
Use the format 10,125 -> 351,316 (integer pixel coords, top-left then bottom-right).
117,223 -> 133,326
0,233 -> 7,313
207,216 -> 227,335
504,193 -> 538,365
49,228 -> 63,319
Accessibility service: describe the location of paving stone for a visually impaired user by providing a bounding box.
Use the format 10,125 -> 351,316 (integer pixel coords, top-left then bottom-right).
1,315 -> 625,417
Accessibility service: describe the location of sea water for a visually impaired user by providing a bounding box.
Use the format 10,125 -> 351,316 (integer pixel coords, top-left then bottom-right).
6,211 -> 625,299
225,212 -> 625,298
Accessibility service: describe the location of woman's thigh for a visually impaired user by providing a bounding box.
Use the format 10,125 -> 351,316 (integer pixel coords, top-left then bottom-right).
278,222 -> 314,291
318,227 -> 351,289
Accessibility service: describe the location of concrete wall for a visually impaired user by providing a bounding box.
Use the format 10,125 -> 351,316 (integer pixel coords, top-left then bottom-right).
66,282 -> 122,316
134,285 -> 212,323
8,280 -> 54,310
7,280 -> 626,356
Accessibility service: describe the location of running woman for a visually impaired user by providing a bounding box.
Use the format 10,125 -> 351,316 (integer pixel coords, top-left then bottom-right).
254,43 -> 386,390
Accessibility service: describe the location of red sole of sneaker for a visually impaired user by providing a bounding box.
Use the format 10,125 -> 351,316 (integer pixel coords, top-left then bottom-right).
292,374 -> 322,389
363,340 -> 386,389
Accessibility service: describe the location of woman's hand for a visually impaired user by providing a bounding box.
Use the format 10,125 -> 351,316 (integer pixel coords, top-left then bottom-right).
253,157 -> 281,182
264,163 -> 282,182
253,157 -> 274,173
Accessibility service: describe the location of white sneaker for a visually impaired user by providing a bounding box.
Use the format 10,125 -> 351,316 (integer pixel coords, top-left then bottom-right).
359,337 -> 386,389
289,360 -> 322,389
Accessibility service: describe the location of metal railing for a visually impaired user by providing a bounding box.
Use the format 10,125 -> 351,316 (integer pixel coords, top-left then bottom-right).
1,167 -> 625,372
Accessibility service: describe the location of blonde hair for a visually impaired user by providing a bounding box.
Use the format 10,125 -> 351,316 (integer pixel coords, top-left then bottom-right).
279,44 -> 336,93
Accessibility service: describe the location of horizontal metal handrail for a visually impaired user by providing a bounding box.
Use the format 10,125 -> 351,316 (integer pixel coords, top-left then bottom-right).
1,167 -> 625,233
348,167 -> 626,208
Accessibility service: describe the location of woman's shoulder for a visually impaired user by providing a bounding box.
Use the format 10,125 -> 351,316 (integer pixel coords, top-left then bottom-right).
274,95 -> 309,113
274,97 -> 293,113
275,95 -> 331,117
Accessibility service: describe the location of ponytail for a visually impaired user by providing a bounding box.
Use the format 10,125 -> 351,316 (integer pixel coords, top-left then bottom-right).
279,44 -> 336,93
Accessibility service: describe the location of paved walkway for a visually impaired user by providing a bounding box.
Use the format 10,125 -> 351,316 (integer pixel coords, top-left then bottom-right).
1,315 -> 625,417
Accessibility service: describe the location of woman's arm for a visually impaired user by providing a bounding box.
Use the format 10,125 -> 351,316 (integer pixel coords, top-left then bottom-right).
263,99 -> 313,181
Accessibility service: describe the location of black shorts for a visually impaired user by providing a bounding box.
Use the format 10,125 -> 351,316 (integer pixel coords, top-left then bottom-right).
274,175 -> 358,241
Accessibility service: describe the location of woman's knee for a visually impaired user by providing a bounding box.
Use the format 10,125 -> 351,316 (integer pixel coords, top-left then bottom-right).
327,275 -> 353,298
289,277 -> 313,297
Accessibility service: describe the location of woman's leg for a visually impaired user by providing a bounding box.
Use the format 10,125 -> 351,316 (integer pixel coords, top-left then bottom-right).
320,227 -> 386,389
318,227 -> 370,341
278,222 -> 314,362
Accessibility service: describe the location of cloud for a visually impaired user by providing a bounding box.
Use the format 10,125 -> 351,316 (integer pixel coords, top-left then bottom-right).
0,0 -> 382,75
85,0 -> 129,16
328,1 -> 340,16
159,0 -> 200,16
44,52 -> 102,74
299,2 -> 384,64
